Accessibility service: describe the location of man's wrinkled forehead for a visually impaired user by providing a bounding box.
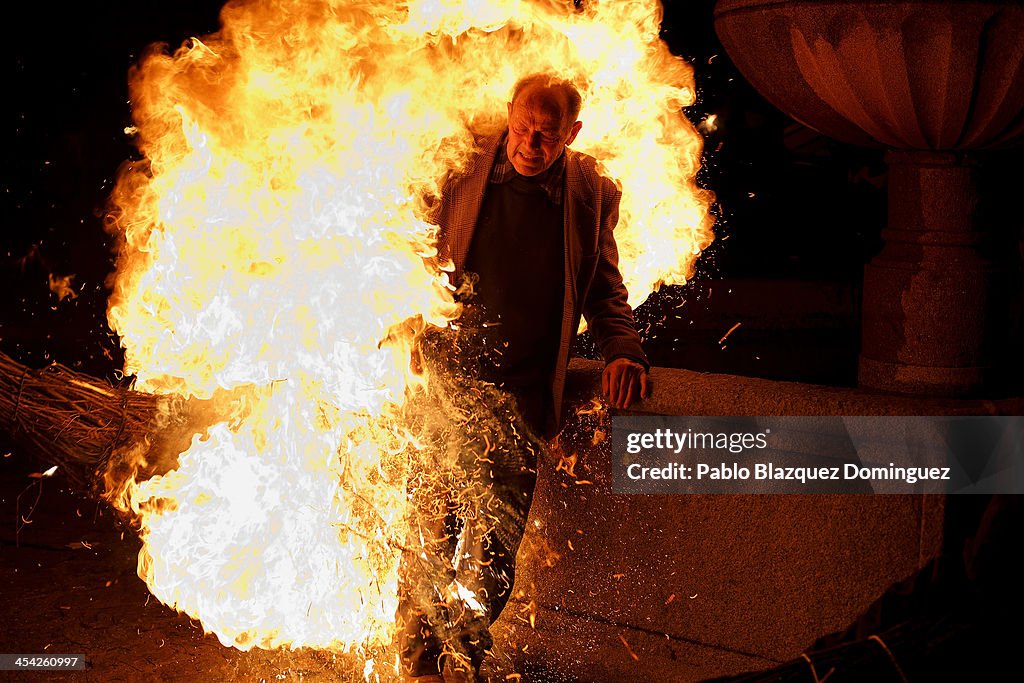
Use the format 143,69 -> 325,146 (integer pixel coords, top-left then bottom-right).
510,86 -> 572,128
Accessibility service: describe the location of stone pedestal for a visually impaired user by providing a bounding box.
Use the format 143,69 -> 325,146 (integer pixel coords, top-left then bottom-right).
859,151 -> 1016,395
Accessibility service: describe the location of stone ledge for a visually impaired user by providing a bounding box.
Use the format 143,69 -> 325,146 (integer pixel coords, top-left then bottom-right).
567,358 -> 1024,416
487,360 -> 981,681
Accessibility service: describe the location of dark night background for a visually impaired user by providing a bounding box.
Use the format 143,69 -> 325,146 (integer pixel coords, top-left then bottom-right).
3,2 -> 227,381
1,0 -> 895,387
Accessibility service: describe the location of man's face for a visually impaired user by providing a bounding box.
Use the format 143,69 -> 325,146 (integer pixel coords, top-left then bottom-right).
505,86 -> 582,177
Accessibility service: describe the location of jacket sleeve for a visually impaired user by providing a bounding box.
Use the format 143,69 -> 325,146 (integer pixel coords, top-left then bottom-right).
582,179 -> 649,369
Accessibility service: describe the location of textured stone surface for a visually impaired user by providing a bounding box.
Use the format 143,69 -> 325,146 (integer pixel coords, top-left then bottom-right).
485,361 -> 982,681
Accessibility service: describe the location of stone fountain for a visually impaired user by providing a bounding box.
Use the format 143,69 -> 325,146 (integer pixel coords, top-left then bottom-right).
714,0 -> 1024,396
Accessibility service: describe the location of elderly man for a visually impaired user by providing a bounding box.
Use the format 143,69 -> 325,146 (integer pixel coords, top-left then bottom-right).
400,73 -> 649,682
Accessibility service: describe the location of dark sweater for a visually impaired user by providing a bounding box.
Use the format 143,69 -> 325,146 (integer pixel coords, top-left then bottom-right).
463,172 -> 564,396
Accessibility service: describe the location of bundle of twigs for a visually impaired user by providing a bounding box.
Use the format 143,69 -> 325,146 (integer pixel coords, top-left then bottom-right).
0,349 -> 161,493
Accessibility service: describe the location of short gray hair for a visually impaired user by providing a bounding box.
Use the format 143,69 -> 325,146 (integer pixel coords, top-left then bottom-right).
510,73 -> 583,124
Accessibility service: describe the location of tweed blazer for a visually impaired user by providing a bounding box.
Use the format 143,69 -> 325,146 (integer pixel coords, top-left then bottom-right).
432,131 -> 647,429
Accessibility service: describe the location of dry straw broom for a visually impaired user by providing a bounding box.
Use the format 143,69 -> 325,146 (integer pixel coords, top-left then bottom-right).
0,349 -> 226,496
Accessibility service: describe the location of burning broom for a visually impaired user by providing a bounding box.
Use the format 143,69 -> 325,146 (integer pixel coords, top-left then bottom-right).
0,348 -> 231,497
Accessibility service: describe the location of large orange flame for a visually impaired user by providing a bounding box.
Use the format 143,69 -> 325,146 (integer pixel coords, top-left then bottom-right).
104,0 -> 712,663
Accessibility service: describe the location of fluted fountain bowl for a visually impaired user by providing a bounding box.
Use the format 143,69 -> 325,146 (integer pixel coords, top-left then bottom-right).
714,0 -> 1024,151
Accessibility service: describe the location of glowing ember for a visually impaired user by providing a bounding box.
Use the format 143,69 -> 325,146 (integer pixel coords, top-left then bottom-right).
104,0 -> 711,656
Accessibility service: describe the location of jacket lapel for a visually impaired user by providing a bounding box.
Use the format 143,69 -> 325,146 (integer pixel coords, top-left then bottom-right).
563,151 -> 596,303
551,150 -> 596,425
448,133 -> 502,282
